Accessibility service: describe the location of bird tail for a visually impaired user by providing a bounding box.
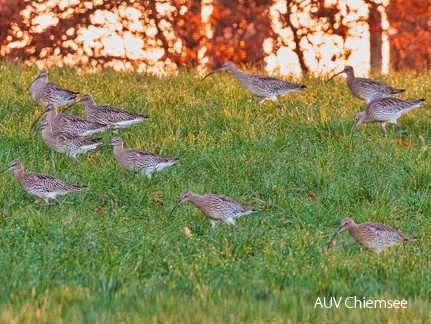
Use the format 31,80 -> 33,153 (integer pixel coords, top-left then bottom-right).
403,234 -> 419,242
73,184 -> 88,192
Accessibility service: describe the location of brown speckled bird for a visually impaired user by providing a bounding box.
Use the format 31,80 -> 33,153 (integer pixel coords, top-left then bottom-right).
169,190 -> 256,228
355,97 -> 425,132
32,104 -> 109,136
0,159 -> 86,204
28,69 -> 79,108
327,66 -> 404,103
202,61 -> 306,107
71,94 -> 149,129
39,120 -> 103,159
109,137 -> 178,178
327,217 -> 418,254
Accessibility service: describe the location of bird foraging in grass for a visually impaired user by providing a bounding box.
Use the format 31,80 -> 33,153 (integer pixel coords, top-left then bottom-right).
0,159 -> 87,205
108,137 -> 178,178
28,69 -> 79,108
67,94 -> 149,129
327,217 -> 418,254
202,61 -> 306,108
169,190 -> 256,229
326,66 -> 404,103
354,97 -> 425,133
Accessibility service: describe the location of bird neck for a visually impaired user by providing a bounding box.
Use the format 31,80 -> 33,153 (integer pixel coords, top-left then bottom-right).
13,167 -> 25,181
30,77 -> 46,93
46,109 -> 58,120
41,127 -> 54,141
347,224 -> 362,240
228,65 -> 248,80
345,71 -> 355,84
112,144 -> 123,155
83,99 -> 96,112
187,193 -> 205,208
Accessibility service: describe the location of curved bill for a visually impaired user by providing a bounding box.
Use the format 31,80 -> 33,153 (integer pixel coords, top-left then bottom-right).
201,70 -> 219,82
0,165 -> 10,175
169,202 -> 182,218
30,110 -> 48,131
326,230 -> 339,249
61,101 -> 78,113
325,71 -> 343,84
27,79 -> 37,90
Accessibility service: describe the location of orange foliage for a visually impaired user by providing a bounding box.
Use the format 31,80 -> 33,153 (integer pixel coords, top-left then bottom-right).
387,0 -> 431,71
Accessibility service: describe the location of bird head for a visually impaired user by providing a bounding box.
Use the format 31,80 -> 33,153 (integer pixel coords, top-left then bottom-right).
27,69 -> 48,90
201,61 -> 236,81
339,217 -> 355,233
326,65 -> 354,84
169,190 -> 193,218
354,111 -> 366,127
31,104 -> 56,130
109,137 -> 123,147
0,159 -> 23,174
62,94 -> 94,113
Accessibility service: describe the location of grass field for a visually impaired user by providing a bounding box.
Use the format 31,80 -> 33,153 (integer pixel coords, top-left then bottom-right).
0,61 -> 430,323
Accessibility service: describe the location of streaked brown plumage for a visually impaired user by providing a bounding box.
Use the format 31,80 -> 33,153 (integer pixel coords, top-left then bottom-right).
72,94 -> 149,129
39,120 -> 103,159
169,190 -> 256,228
0,159 -> 86,204
28,70 -> 79,108
327,217 -> 418,254
32,104 -> 109,136
109,137 -> 178,178
355,97 -> 425,132
327,66 -> 404,103
202,61 -> 306,107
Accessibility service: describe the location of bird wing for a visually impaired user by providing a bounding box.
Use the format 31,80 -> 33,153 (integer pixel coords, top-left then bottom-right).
58,115 -> 107,129
75,136 -> 102,146
133,149 -> 176,164
367,98 -> 424,116
24,171 -> 60,183
57,114 -> 86,124
207,194 -> 250,213
96,104 -> 147,122
363,222 -> 403,239
47,82 -> 79,96
355,78 -> 397,94
257,75 -> 303,88
52,130 -> 80,143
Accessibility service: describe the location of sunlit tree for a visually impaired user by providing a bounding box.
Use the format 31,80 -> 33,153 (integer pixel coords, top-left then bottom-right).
387,0 -> 431,72
1,0 -> 427,75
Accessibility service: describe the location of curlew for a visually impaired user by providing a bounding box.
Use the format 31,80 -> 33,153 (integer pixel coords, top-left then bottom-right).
68,94 -> 149,129
39,120 -> 103,159
169,190 -> 255,228
202,61 -> 306,107
109,137 -> 178,178
31,104 -> 109,136
354,97 -> 425,132
0,159 -> 87,204
28,69 -> 79,108
327,217 -> 418,254
326,66 -> 404,103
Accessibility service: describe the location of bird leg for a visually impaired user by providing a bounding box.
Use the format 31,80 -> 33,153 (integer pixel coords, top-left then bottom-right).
259,98 -> 267,107
272,98 -> 282,108
380,122 -> 387,134
394,121 -> 402,132
36,198 -> 58,208
211,220 -> 220,229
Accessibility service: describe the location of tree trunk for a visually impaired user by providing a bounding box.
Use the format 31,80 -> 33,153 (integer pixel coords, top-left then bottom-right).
368,3 -> 383,72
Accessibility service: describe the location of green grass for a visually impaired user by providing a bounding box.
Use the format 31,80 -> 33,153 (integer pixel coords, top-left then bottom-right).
0,61 -> 430,323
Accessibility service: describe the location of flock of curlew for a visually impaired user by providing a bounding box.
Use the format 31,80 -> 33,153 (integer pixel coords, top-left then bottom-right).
1,63 -> 424,253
